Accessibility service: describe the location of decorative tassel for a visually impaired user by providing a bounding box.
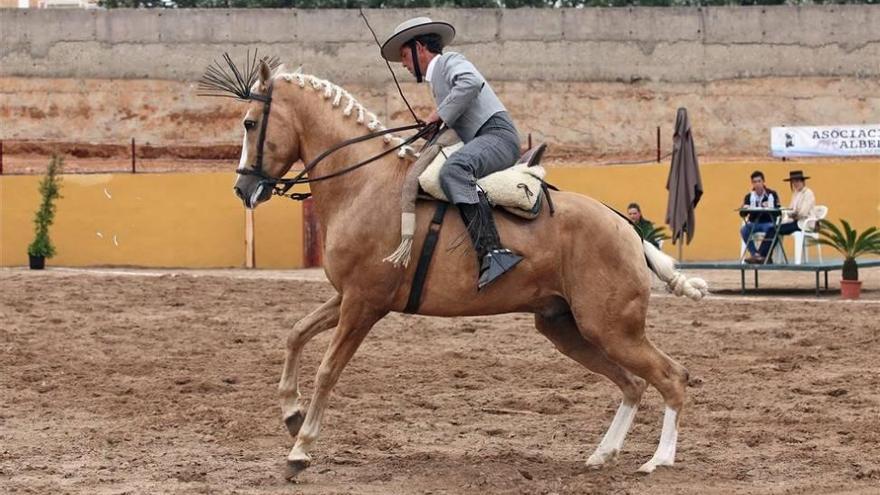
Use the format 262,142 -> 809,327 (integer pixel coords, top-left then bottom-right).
383,213 -> 416,268
383,237 -> 414,268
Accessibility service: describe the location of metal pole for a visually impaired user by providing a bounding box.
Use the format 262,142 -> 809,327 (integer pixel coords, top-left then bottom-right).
656,126 -> 661,162
245,208 -> 255,268
303,197 -> 322,268
131,138 -> 136,174
0,140 -> 4,175
528,133 -> 532,150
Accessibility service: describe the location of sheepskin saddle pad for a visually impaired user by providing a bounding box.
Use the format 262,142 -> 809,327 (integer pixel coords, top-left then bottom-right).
419,143 -> 548,219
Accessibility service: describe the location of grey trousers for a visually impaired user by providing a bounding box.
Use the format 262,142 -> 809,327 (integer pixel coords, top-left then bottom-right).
439,111 -> 521,205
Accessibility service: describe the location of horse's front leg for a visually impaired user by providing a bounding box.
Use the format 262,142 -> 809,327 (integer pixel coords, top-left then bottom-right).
279,293 -> 341,438
285,300 -> 386,480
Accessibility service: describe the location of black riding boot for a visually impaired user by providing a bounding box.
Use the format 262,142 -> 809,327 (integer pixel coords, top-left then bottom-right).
457,192 -> 524,290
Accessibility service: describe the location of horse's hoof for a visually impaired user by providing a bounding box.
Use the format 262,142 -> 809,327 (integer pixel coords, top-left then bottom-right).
285,458 -> 310,482
284,410 -> 305,438
637,459 -> 672,474
586,449 -> 618,467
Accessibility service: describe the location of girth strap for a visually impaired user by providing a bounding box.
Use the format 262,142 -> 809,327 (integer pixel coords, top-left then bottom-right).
404,202 -> 448,314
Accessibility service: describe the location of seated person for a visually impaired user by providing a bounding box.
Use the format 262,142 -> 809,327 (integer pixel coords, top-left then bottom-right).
627,202 -> 659,248
739,170 -> 780,263
756,170 -> 816,255
779,170 -> 816,235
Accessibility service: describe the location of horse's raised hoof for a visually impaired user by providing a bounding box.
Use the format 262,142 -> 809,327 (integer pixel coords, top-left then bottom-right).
284,410 -> 305,438
285,458 -> 310,482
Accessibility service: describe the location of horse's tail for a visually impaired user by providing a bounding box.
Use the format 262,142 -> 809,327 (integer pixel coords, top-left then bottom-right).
642,240 -> 709,301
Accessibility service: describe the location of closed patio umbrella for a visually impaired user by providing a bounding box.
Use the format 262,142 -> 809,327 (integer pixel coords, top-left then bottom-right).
665,107 -> 703,256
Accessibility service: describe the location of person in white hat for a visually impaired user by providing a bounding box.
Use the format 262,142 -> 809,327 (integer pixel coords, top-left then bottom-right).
382,17 -> 523,290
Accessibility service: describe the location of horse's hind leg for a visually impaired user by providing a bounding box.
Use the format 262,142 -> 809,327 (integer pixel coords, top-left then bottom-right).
535,309 -> 646,467
624,342 -> 687,474
573,302 -> 689,473
285,300 -> 386,480
278,293 -> 341,438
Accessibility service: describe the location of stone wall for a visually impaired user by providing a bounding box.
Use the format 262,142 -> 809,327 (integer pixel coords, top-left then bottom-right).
2,7 -> 879,158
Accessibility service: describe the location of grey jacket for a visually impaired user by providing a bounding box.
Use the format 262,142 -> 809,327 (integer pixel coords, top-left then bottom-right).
431,51 -> 508,143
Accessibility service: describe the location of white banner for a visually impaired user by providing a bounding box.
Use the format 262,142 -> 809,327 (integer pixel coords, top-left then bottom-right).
771,124 -> 880,157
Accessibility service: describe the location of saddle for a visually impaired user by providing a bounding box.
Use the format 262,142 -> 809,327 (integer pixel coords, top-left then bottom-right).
383,128 -> 548,269
418,139 -> 548,220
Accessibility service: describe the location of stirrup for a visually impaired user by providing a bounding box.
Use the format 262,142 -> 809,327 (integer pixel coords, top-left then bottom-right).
477,248 -> 523,290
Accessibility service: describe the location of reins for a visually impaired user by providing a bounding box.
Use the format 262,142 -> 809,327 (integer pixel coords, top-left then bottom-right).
236,115 -> 437,201
279,121 -> 435,185
235,76 -> 439,201
205,50 -> 435,203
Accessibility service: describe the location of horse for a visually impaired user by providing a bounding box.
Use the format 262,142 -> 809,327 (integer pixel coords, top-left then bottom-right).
229,61 -> 708,480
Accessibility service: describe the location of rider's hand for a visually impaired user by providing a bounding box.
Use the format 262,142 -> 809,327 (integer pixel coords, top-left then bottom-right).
426,110 -> 442,124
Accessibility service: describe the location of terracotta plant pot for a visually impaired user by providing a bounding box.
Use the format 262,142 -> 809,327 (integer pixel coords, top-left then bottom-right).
840,279 -> 862,300
28,255 -> 45,270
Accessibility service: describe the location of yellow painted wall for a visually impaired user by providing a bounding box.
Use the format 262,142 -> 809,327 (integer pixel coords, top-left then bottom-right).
0,173 -> 303,268
549,160 -> 880,261
1,162 -> 877,267
253,190 -> 304,269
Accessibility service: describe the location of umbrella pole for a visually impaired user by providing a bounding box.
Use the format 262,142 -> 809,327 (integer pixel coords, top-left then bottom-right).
678,241 -> 683,262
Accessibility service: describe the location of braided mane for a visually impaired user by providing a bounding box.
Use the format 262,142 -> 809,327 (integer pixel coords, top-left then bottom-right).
278,71 -> 416,157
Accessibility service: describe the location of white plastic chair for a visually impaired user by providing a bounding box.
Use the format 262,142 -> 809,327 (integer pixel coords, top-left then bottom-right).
793,205 -> 828,264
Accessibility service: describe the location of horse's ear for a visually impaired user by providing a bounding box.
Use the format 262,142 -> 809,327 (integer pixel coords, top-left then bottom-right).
259,60 -> 271,86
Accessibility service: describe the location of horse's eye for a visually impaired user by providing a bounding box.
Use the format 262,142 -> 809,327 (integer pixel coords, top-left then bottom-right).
244,120 -> 257,131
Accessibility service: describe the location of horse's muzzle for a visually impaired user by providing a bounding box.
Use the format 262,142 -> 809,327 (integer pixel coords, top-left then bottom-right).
233,185 -> 255,208
234,177 -> 272,209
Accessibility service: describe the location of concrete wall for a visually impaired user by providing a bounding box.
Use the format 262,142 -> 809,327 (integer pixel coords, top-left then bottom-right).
2,161 -> 879,267
2,7 -> 879,156
4,7 -> 880,82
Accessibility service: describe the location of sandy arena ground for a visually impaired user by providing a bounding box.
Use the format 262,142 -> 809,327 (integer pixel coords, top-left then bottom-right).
2,268 -> 879,494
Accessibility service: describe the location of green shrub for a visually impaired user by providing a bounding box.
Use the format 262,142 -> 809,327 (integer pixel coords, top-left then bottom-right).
27,156 -> 64,259
816,219 -> 880,281
635,222 -> 670,247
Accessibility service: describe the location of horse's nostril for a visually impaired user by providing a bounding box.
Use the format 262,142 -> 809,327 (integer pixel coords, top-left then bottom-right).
234,186 -> 244,200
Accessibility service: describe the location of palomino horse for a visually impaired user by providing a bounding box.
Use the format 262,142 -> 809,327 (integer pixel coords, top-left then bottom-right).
231,62 -> 708,479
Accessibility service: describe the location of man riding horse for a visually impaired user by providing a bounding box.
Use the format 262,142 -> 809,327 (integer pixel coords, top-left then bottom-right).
206,23 -> 709,477
382,17 -> 523,290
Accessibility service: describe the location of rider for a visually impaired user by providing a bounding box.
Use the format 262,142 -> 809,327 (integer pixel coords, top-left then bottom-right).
381,17 -> 523,290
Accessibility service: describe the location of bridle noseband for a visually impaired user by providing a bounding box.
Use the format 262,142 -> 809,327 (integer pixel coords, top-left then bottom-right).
235,81 -> 437,201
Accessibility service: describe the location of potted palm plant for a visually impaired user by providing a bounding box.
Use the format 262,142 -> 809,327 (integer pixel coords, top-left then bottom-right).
815,219 -> 880,299
635,223 -> 671,249
27,155 -> 63,270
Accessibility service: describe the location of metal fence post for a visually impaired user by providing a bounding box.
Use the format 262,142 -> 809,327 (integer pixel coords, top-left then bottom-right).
131,138 -> 136,174
656,126 -> 661,162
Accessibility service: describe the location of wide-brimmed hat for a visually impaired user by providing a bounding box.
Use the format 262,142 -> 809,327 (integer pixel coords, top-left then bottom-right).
381,17 -> 455,62
783,170 -> 810,181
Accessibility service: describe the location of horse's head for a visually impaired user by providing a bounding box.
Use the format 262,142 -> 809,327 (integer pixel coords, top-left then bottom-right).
233,61 -> 301,209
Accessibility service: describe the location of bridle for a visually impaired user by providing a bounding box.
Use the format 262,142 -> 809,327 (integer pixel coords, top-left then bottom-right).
235,81 -> 438,201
